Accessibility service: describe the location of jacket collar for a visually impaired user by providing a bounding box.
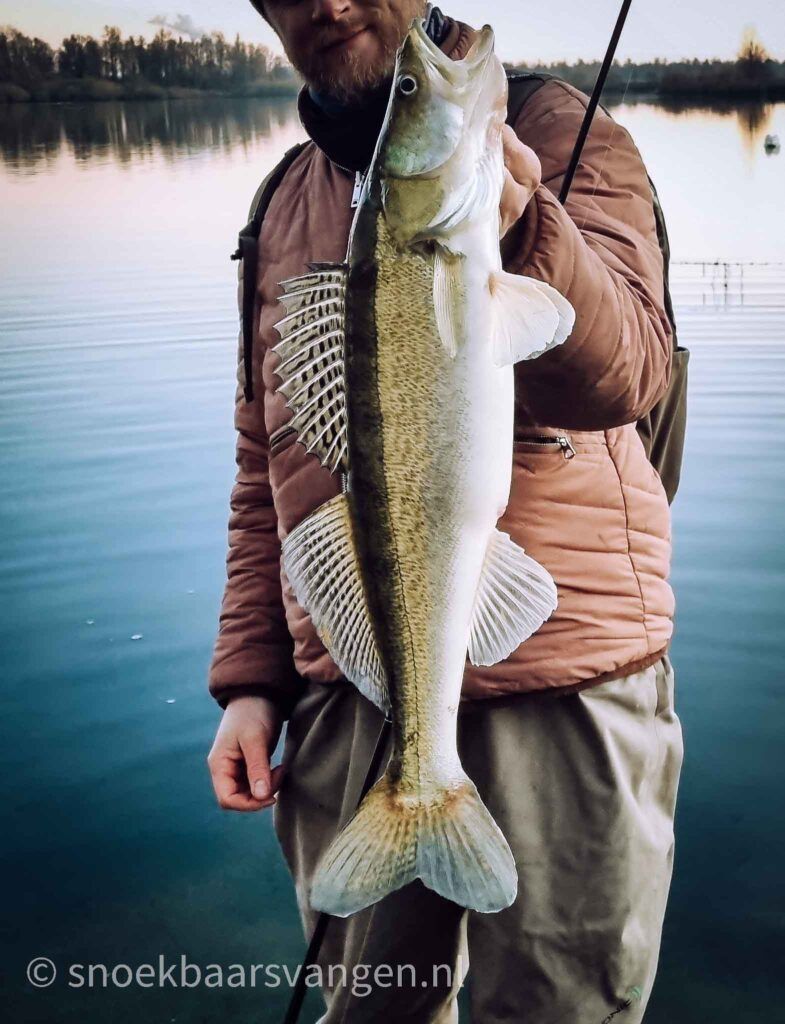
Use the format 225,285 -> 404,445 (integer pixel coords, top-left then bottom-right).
298,11 -> 475,173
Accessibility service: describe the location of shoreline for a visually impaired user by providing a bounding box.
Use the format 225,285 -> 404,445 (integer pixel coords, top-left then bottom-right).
0,79 -> 302,104
1,72 -> 785,106
2,81 -> 784,107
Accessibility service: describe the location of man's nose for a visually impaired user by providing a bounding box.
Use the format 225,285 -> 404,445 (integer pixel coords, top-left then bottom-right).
311,0 -> 353,22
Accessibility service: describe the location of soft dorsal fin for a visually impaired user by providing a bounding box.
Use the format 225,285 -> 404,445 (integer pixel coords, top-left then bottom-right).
282,494 -> 389,714
468,528 -> 558,666
273,264 -> 348,475
489,271 -> 575,366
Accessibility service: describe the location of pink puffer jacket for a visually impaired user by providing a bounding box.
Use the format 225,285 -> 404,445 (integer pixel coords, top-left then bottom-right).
208,20 -> 674,714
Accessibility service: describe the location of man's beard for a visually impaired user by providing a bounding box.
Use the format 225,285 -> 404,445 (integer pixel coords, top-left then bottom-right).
285,0 -> 425,105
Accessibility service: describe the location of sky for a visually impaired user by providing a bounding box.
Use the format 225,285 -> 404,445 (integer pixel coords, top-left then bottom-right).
1,0 -> 784,64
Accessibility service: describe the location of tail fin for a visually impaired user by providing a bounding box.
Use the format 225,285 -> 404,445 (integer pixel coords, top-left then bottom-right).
309,773 -> 517,918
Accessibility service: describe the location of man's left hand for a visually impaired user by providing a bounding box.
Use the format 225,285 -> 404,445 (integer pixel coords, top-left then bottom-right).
500,125 -> 541,238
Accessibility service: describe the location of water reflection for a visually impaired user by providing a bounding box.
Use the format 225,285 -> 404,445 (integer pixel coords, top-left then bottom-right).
615,95 -> 777,158
0,96 -> 300,171
672,259 -> 785,309
3,94 -> 783,172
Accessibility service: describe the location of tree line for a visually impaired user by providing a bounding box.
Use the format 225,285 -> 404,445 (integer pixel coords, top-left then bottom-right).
1,23 -> 783,102
0,25 -> 296,98
510,30 -> 784,100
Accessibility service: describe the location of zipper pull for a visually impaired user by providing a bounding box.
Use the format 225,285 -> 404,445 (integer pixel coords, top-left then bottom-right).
351,170 -> 365,209
556,436 -> 576,459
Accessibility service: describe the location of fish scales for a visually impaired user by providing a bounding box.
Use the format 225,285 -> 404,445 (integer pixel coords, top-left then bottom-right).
348,215 -> 479,793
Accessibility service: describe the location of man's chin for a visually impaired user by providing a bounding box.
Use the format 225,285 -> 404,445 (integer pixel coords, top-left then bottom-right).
308,61 -> 394,105
303,31 -> 398,104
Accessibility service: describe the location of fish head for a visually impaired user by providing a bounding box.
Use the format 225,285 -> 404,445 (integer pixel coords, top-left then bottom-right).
375,18 -> 508,247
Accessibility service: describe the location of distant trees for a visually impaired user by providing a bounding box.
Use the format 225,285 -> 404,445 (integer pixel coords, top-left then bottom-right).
58,35 -> 104,79
738,27 -> 769,66
0,28 -> 55,87
2,23 -> 783,101
0,25 -> 295,93
510,28 -> 784,101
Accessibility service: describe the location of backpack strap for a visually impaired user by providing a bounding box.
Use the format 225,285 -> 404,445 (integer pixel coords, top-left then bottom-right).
505,71 -> 552,129
231,140 -> 309,402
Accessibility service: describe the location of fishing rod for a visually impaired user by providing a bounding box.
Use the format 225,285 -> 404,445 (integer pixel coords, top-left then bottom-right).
558,0 -> 634,204
280,3 -> 634,1021
281,718 -> 393,1024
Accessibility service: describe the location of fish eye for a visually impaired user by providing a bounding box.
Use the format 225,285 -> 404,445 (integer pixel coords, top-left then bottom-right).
397,74 -> 418,97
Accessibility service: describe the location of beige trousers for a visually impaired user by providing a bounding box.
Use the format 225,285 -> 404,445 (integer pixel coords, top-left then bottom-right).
274,656 -> 683,1023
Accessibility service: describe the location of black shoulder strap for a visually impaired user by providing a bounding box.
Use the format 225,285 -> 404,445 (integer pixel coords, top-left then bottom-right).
232,140 -> 309,402
505,71 -> 552,129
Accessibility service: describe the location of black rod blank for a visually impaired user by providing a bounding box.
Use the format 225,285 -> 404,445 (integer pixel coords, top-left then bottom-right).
558,0 -> 634,205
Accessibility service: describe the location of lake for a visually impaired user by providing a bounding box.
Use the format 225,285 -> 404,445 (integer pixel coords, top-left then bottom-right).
1,95 -> 784,1023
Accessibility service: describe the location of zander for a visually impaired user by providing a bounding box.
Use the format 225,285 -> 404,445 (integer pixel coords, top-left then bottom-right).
273,17 -> 574,918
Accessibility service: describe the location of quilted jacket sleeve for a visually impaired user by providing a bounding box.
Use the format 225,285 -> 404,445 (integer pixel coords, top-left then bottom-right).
208,266 -> 304,715
504,79 -> 673,429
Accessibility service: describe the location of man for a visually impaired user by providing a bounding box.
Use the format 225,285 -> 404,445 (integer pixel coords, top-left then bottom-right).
207,2 -> 683,1021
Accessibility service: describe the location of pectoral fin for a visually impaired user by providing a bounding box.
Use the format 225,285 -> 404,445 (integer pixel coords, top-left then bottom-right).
433,245 -> 465,358
468,528 -> 558,666
282,494 -> 389,714
489,271 -> 574,366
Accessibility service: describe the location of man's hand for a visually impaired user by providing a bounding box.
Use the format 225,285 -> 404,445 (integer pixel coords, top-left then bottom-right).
208,695 -> 283,812
500,125 -> 542,238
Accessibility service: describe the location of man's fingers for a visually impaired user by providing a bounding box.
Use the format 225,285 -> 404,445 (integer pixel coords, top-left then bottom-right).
208,751 -> 267,812
207,696 -> 283,813
501,125 -> 542,192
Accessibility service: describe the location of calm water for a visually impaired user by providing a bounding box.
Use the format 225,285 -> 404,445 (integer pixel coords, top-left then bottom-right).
1,97 -> 784,1023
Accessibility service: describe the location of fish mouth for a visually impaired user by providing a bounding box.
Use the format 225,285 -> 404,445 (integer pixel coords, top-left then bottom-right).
404,16 -> 496,89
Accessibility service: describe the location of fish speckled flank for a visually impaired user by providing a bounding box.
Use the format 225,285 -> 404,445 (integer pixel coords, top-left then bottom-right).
365,217 -> 473,788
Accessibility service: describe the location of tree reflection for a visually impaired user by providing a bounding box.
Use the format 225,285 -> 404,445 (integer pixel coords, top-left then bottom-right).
611,96 -> 775,160
0,97 -> 300,170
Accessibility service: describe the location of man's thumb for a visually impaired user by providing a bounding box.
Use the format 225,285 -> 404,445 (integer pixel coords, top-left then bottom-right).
239,731 -> 271,799
252,776 -> 270,800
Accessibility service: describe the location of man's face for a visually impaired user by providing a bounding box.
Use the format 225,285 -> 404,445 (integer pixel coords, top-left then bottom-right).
262,0 -> 427,103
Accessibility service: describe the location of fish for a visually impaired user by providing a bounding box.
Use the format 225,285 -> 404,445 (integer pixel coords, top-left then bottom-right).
273,17 -> 574,918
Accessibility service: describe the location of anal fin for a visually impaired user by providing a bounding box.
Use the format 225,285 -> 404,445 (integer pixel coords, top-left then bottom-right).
282,494 -> 389,713
468,528 -> 558,666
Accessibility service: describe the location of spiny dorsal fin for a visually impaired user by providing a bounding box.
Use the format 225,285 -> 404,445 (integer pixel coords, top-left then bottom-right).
282,493 -> 389,714
273,264 -> 348,474
468,528 -> 558,666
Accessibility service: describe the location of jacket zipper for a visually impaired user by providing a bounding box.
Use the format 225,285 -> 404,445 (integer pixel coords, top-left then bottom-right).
269,425 -> 297,456
517,434 -> 576,459
351,170 -> 366,208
